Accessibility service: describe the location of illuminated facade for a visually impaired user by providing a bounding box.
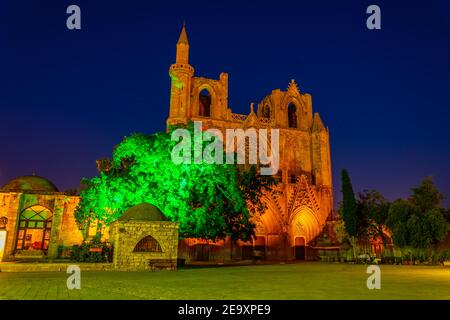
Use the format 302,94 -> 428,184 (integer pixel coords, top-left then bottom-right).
169,25 -> 334,261
0,25 -> 333,263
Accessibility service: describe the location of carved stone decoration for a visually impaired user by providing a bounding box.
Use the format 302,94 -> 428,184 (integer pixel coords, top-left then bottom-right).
0,216 -> 8,229
288,175 -> 320,214
287,79 -> 300,95
255,219 -> 266,234
295,221 -> 305,235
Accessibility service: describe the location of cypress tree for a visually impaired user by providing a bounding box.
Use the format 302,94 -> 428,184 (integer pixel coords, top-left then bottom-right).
341,169 -> 358,237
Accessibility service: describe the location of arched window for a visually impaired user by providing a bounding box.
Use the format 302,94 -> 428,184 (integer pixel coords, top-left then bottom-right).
290,174 -> 297,184
276,169 -> 283,182
263,105 -> 271,118
133,235 -> 162,253
288,103 -> 297,128
199,89 -> 211,117
16,205 -> 52,251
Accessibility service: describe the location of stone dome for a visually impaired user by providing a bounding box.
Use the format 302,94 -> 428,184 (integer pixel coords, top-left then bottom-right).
119,203 -> 166,222
1,175 -> 59,193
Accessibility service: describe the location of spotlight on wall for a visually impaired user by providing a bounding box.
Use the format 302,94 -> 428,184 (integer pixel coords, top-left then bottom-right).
0,230 -> 6,261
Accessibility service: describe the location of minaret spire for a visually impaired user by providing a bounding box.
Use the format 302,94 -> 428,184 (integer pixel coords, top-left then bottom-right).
176,23 -> 190,64
177,22 -> 189,45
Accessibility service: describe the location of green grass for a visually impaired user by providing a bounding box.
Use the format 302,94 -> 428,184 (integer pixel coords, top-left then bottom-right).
1,262 -> 450,300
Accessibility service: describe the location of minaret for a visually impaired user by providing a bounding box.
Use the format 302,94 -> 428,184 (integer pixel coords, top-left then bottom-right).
168,23 -> 194,128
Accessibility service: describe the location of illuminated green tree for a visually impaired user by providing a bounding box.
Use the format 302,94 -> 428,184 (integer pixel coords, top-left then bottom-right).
75,124 -> 277,241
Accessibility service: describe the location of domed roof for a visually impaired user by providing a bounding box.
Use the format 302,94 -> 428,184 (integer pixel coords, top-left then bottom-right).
119,203 -> 166,222
1,175 -> 59,193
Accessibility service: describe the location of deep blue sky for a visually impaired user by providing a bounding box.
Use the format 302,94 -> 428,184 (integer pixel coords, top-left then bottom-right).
0,0 -> 449,208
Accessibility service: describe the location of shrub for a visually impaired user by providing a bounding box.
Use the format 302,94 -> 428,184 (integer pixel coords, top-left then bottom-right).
345,249 -> 354,262
438,250 -> 450,263
57,245 -> 73,259
414,249 -> 427,263
382,256 -> 395,264
70,240 -> 113,263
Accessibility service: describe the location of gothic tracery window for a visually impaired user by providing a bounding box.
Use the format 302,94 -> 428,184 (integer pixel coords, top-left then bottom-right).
263,105 -> 271,118
199,89 -> 211,117
288,103 -> 297,128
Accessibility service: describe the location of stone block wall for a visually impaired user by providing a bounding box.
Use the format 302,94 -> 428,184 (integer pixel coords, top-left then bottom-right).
110,220 -> 178,271
58,197 -> 84,247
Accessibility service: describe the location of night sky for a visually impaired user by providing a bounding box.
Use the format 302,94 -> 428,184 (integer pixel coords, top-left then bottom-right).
0,0 -> 449,207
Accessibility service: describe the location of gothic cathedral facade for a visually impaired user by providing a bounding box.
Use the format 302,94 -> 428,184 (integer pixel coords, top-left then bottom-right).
169,25 -> 334,261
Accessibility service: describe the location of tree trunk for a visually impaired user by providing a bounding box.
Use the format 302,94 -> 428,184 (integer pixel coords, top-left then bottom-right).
351,236 -> 357,261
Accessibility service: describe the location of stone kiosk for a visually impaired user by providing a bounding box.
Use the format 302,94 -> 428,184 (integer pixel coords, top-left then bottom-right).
110,203 -> 179,271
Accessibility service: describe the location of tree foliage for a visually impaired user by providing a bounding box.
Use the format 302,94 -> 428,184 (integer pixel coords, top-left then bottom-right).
443,206 -> 450,224
385,177 -> 448,248
333,218 -> 349,244
75,124 -> 277,242
410,176 -> 445,212
357,190 -> 390,245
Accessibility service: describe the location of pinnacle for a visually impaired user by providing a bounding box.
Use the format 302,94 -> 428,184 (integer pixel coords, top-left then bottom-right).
312,113 -> 326,131
287,79 -> 299,92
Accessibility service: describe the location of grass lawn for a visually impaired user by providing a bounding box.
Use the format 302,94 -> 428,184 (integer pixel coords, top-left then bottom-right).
1,262 -> 450,300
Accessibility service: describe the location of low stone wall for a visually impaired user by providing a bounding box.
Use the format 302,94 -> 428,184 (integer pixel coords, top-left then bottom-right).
110,220 -> 178,271
0,262 -> 113,273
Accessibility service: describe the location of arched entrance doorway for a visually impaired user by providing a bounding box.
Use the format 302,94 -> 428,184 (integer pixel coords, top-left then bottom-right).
294,237 -> 306,260
254,236 -> 266,259
15,205 -> 52,252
